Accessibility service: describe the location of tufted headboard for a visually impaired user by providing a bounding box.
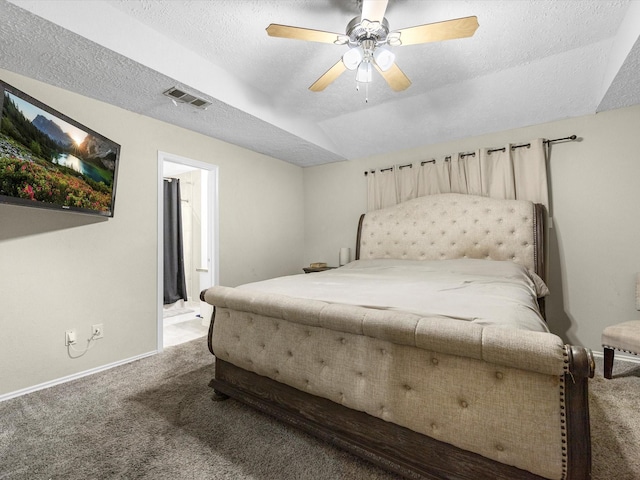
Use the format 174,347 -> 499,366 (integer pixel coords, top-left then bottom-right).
356,193 -> 546,280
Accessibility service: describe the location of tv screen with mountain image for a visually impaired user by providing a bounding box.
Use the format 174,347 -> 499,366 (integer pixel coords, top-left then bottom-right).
0,80 -> 119,217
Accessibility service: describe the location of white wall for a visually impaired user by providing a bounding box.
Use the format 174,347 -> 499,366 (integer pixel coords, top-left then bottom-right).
304,104 -> 640,352
0,70 -> 304,397
171,169 -> 202,304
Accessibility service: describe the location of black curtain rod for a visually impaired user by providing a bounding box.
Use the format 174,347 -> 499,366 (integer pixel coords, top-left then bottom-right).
364,135 -> 577,175
488,144 -> 527,154
364,166 -> 394,176
364,164 -> 411,175
545,134 -> 577,144
487,135 -> 578,154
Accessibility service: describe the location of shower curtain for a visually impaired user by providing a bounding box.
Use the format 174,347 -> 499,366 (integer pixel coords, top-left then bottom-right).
163,178 -> 188,305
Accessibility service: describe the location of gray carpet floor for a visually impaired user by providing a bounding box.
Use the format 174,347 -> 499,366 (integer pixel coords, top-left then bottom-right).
1,338 -> 639,480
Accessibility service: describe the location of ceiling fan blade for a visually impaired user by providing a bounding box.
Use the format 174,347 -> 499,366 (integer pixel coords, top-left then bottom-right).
266,24 -> 346,44
392,16 -> 479,46
375,63 -> 411,92
361,0 -> 389,23
309,60 -> 347,92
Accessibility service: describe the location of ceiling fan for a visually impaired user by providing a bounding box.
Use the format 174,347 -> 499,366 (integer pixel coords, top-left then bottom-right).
266,0 -> 478,94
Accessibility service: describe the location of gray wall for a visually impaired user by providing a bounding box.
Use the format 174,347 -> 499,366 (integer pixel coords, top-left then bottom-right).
0,70 -> 304,397
303,104 -> 640,352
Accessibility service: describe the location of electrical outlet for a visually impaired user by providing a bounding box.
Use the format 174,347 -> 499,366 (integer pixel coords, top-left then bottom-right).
91,324 -> 104,339
65,329 -> 76,346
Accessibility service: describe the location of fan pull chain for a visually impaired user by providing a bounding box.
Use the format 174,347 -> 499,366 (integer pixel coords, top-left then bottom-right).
355,81 -> 369,103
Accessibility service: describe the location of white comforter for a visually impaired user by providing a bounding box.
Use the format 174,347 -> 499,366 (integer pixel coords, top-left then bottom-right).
238,259 -> 550,332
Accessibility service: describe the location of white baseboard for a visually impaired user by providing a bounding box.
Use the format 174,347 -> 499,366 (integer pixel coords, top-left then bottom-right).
0,350 -> 158,403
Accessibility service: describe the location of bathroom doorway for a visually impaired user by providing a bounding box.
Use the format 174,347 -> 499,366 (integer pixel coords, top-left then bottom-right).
157,152 -> 218,350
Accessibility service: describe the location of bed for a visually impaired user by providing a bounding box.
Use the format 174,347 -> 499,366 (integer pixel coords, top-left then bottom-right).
201,193 -> 594,480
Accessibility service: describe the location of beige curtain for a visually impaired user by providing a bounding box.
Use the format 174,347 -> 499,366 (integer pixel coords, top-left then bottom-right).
366,138 -> 549,211
513,139 -> 549,208
396,165 -> 417,203
417,158 -> 450,196
366,169 -> 397,211
449,155 -> 466,193
466,152 -> 483,195
479,147 -> 516,199
449,153 -> 482,195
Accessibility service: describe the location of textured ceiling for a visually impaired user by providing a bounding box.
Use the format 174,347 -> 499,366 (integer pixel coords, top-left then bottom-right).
1,0 -> 639,167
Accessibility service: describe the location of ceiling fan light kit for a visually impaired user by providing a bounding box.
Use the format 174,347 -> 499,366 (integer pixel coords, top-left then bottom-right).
355,61 -> 373,83
266,0 -> 478,95
372,46 -> 395,72
342,46 -> 364,70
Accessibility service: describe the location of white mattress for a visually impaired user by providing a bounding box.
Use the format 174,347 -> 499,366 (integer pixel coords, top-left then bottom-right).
238,259 -> 550,332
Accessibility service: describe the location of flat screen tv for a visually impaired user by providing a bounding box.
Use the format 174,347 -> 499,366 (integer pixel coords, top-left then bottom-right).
0,79 -> 120,217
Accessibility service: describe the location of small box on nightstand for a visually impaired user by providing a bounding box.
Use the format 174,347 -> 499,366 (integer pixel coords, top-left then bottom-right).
303,263 -> 336,273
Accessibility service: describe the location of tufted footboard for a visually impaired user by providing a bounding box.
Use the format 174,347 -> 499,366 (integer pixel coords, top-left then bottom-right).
202,286 -> 593,480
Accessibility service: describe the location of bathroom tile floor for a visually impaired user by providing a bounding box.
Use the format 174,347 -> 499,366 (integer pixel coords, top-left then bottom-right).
163,307 -> 209,348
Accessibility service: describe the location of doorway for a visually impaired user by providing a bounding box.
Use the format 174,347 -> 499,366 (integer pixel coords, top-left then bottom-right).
157,152 -> 218,351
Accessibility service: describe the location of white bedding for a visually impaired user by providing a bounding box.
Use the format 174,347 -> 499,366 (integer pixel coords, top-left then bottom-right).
238,259 -> 550,332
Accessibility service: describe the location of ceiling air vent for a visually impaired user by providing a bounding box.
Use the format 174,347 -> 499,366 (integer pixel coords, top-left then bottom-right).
163,87 -> 211,109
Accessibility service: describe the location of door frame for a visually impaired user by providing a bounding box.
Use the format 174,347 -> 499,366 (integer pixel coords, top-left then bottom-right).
157,151 -> 219,351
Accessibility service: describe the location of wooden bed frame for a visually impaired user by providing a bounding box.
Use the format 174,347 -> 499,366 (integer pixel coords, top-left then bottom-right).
207,351 -> 592,480
203,194 -> 594,480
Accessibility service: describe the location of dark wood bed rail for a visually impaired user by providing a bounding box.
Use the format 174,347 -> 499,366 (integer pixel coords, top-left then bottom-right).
355,212 -> 365,261
209,355 -> 592,480
533,202 -> 546,282
564,345 -> 595,480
